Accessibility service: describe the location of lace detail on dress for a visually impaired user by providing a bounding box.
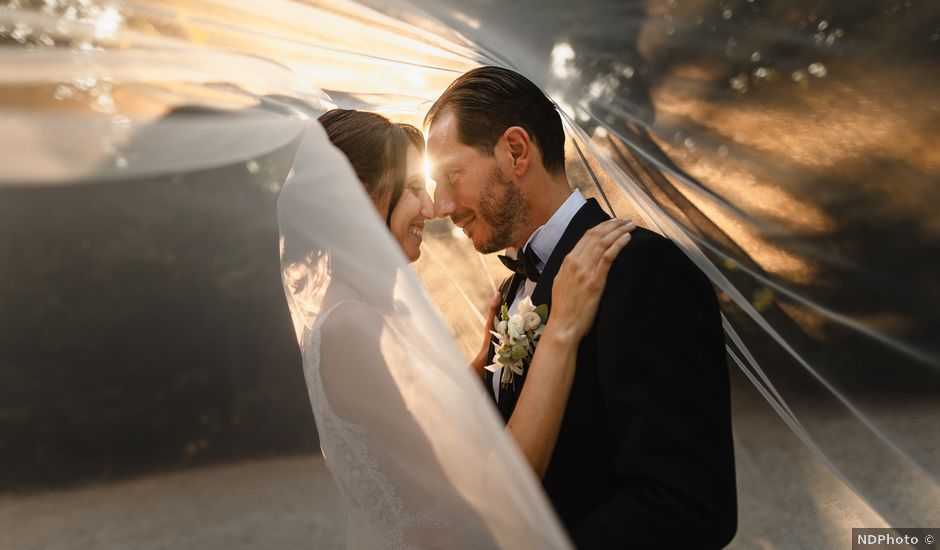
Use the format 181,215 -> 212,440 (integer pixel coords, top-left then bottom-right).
303,302 -> 455,550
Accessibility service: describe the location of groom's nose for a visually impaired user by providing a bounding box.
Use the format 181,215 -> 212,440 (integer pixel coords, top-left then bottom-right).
433,184 -> 455,220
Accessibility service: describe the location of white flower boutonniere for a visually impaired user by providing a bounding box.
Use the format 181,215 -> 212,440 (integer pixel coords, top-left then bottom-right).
484,296 -> 548,390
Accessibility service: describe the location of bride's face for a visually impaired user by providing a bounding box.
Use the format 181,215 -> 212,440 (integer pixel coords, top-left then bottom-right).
381,144 -> 433,262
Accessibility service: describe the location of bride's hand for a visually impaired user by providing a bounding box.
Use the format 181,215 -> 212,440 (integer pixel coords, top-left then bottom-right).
471,290 -> 503,376
548,218 -> 635,342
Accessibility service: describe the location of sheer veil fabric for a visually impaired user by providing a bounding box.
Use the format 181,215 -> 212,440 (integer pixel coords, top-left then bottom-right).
277,120 -> 572,548
1,0 -> 937,547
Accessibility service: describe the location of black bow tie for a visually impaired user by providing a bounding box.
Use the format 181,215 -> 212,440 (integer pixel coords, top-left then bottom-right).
498,246 -> 542,283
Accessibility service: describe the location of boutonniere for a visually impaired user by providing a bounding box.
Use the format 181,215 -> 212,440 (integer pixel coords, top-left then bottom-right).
484,296 -> 548,390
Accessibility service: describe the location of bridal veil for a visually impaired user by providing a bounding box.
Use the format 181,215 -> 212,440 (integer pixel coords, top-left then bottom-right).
2,0 -> 937,547
277,119 -> 573,548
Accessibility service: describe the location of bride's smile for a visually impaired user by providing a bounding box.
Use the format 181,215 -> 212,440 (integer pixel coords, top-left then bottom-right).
388,143 -> 434,262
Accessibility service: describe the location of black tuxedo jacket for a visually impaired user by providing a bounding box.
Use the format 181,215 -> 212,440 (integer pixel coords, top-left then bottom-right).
485,199 -> 737,549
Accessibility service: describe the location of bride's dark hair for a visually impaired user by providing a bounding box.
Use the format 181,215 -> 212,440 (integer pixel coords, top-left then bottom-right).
318,109 -> 424,228
280,109 -> 424,296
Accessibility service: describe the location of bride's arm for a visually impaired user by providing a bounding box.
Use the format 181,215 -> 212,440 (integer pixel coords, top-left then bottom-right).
506,219 -> 634,478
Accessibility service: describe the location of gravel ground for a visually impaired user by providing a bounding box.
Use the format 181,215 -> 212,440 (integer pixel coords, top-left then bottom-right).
0,449 -> 856,550
0,375 -> 933,550
0,455 -> 346,550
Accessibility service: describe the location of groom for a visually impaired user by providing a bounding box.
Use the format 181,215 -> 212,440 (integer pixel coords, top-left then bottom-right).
426,67 -> 737,548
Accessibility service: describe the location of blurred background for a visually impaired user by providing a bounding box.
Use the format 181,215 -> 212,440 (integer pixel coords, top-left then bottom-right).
1,0 -> 938,548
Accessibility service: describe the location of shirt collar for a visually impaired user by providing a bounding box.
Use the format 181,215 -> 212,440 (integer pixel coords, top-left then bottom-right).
522,189 -> 586,272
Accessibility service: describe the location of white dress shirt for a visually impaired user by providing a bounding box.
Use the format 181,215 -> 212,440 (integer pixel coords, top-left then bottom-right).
492,189 -> 587,401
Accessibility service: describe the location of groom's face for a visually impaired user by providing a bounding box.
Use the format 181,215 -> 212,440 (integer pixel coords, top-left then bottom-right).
427,110 -> 527,254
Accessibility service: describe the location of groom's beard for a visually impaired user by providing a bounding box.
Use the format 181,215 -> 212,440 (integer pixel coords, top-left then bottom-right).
476,165 -> 528,254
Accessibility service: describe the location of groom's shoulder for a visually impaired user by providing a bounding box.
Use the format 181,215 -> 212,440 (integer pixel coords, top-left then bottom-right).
608,226 -> 699,280
615,226 -> 677,261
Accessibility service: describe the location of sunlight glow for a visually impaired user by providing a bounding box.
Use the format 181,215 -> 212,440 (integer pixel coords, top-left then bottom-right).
94,6 -> 123,39
450,11 -> 481,30
423,155 -> 436,196
551,41 -> 578,79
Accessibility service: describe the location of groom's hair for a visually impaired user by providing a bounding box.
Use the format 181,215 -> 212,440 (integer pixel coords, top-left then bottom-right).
425,66 -> 566,175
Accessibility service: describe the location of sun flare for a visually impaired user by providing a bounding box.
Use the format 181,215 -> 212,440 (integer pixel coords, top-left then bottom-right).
423,155 -> 436,196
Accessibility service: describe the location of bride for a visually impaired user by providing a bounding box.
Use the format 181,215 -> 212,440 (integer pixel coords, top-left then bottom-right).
278,109 -> 632,549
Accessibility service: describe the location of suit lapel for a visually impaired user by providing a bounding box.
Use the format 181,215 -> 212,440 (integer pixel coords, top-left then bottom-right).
505,198 -> 611,414
531,198 -> 611,313
485,273 -> 524,415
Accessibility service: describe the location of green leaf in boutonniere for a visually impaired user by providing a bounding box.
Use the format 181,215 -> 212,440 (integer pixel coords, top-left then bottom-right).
535,304 -> 548,324
511,344 -> 527,362
491,300 -> 550,390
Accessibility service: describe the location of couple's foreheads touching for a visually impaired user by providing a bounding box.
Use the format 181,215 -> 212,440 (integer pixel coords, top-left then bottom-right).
318,66 -> 572,262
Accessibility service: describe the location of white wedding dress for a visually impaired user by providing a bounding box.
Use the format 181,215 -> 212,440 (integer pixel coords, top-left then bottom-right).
303,300 -> 471,549
278,121 -> 572,549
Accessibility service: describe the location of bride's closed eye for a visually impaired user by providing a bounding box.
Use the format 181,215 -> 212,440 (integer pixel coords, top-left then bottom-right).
405,181 -> 424,196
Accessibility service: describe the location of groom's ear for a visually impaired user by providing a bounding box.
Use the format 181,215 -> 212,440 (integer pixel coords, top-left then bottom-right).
500,126 -> 531,178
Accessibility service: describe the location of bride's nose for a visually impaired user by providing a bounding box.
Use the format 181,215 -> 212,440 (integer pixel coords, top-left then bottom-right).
419,189 -> 434,220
